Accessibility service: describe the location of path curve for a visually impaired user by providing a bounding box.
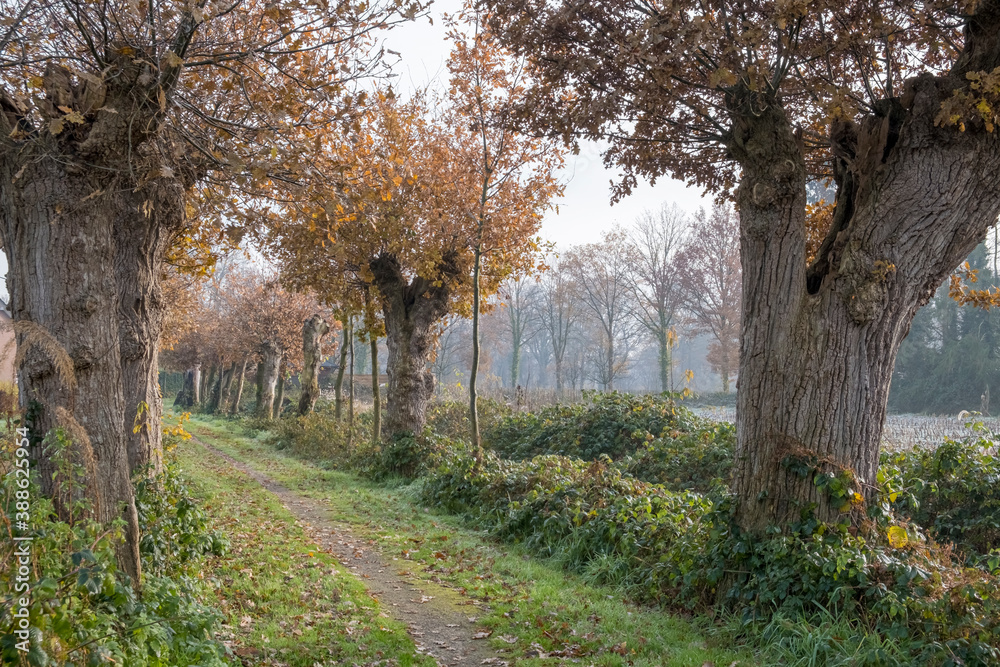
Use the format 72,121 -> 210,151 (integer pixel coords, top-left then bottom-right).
191,435 -> 506,667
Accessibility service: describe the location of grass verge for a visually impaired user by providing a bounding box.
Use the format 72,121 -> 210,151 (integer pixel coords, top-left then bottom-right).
185,414 -> 756,667
174,418 -> 435,667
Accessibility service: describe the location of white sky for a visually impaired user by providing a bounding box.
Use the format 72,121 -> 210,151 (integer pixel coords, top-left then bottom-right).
381,2 -> 712,250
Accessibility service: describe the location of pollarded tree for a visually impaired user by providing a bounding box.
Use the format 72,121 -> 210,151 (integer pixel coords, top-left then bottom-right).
267,93 -> 464,437
0,0 -> 417,580
675,203 -> 742,393
268,82 -> 559,440
221,268 -> 319,419
484,0 -> 1000,535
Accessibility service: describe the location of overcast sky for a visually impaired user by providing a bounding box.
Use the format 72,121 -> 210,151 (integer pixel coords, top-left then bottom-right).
381,2 -> 713,250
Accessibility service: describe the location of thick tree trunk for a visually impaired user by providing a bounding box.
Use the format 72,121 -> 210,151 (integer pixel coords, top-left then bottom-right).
371,253 -> 458,437
201,365 -> 216,406
334,324 -> 349,421
198,366 -> 215,403
298,314 -> 329,415
256,342 -> 281,419
218,362 -> 236,413
0,158 -> 141,583
229,359 -> 248,415
729,73 -> 1000,535
115,182 -> 182,474
206,366 -> 223,413
371,335 -> 381,444
174,368 -> 198,408
273,359 -> 287,417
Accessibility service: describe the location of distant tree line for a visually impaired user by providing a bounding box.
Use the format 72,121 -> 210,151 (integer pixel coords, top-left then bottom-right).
890,243 -> 1000,416
430,201 -> 743,395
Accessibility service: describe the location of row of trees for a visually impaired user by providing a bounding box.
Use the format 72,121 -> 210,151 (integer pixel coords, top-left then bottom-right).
5,0 -> 1000,588
431,202 -> 742,394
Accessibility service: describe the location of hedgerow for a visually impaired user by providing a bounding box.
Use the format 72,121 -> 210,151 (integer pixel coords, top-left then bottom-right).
420,437 -> 1000,666
483,391 -> 708,461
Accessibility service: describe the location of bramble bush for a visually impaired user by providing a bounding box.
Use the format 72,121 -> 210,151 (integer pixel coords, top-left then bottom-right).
426,398 -> 511,442
421,437 -> 1000,666
483,391 -> 708,461
617,420 -> 734,492
255,391 -> 1000,664
882,424 -> 1000,559
0,416 -> 229,666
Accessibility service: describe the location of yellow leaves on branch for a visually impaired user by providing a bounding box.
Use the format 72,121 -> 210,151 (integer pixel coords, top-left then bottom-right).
804,199 -> 834,265
936,67 -> 1000,134
949,262 -> 1000,309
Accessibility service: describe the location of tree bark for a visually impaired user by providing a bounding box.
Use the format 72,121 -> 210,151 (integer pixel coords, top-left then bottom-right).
728,70 -> 1000,534
201,365 -> 216,408
206,365 -> 222,413
371,335 -> 381,444
255,342 -> 281,419
174,368 -> 198,408
273,358 -> 287,417
370,253 -> 459,437
334,323 -> 349,421
115,179 -> 184,475
0,157 -> 141,583
298,314 -> 330,415
347,318 -> 355,448
218,361 -> 236,413
229,359 -> 248,415
470,247 -> 483,457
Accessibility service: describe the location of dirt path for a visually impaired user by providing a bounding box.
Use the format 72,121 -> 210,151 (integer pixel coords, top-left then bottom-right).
191,435 -> 505,667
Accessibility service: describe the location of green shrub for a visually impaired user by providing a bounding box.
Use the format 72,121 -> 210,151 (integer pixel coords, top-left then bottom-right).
421,442 -> 1000,666
421,450 -> 716,601
426,398 -> 512,442
0,426 -> 228,666
617,420 -> 734,492
483,391 -> 706,461
882,426 -> 1000,558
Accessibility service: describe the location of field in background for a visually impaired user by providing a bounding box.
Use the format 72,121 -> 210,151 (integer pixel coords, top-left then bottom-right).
692,406 -> 1000,450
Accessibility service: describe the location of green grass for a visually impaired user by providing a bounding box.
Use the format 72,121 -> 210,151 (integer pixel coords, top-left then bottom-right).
184,414 -> 758,667
174,421 -> 435,667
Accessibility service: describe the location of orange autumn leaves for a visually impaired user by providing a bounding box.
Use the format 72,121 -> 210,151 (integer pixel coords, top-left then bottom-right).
263,9 -> 564,322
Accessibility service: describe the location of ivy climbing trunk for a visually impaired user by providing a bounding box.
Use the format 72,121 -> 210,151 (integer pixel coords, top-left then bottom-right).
371,253 -> 458,437
298,314 -> 329,415
728,71 -> 1000,535
174,368 -> 198,408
